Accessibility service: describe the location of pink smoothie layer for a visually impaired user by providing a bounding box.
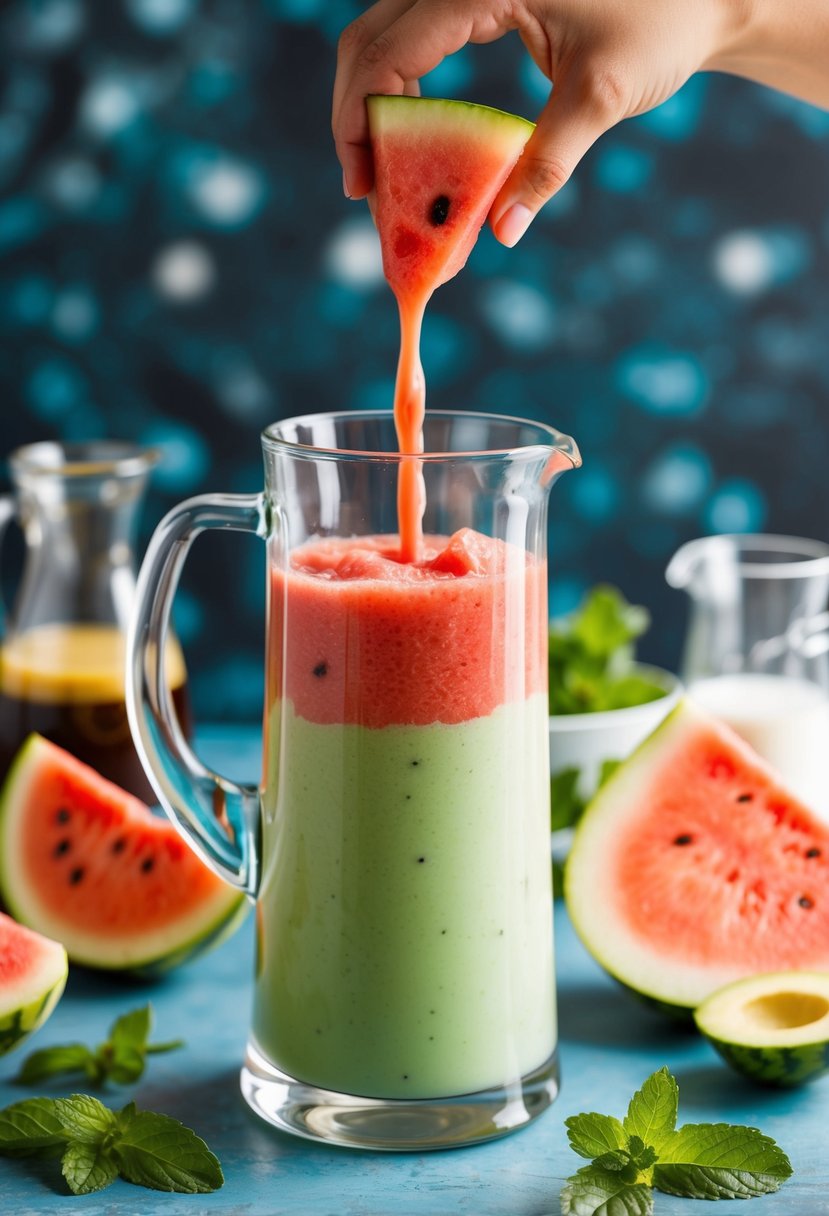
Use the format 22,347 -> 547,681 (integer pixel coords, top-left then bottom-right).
269,528 -> 546,729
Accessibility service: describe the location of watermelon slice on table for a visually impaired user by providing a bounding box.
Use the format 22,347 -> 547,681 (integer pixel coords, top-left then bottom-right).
566,699 -> 829,1018
0,735 -> 246,974
0,912 -> 67,1055
367,95 -> 534,301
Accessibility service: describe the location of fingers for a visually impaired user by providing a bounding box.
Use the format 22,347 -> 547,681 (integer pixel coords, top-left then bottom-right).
491,67 -> 626,246
334,0 -> 496,199
334,0 -> 420,197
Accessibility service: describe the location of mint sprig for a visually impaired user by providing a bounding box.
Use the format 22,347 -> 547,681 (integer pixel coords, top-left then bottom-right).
16,1004 -> 183,1087
0,1095 -> 222,1195
562,1068 -> 792,1214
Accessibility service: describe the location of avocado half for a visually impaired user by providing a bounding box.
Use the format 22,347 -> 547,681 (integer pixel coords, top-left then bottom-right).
695,971 -> 829,1087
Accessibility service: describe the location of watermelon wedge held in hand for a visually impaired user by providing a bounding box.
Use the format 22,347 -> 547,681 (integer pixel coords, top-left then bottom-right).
0,735 -> 247,975
0,912 -> 67,1054
566,699 -> 829,1018
367,95 -> 534,301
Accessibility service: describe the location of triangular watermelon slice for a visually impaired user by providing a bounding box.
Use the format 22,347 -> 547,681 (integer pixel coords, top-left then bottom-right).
367,95 -> 534,302
566,699 -> 829,1017
0,735 -> 246,974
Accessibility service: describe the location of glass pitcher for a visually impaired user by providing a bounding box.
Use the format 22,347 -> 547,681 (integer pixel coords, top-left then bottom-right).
126,409 -> 579,1151
0,441 -> 190,800
666,533 -> 829,817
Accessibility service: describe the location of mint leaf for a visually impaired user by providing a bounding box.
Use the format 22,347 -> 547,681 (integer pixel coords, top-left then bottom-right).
0,1097 -> 67,1154
109,1005 -> 152,1049
113,1108 -> 223,1193
625,1136 -> 657,1172
623,1067 -> 678,1155
653,1122 -> 793,1199
566,1112 -> 627,1160
561,1164 -> 653,1216
0,1094 -> 222,1196
15,1003 -> 183,1087
593,1149 -> 632,1172
16,1044 -> 97,1085
54,1094 -> 117,1142
61,1140 -> 119,1195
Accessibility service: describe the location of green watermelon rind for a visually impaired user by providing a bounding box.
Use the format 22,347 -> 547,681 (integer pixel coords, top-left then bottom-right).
0,735 -> 248,975
0,913 -> 68,1055
704,1035 -> 829,1088
366,95 -> 535,141
694,971 -> 829,1088
564,698 -> 829,1017
0,970 -> 67,1056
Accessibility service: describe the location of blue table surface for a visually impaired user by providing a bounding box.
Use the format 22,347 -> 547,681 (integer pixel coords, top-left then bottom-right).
1,725 -> 827,1215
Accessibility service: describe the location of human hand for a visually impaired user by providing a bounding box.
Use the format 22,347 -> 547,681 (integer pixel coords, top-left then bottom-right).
332,0 -> 747,246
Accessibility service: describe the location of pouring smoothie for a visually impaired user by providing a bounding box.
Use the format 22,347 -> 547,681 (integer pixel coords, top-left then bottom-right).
126,97 -> 576,1148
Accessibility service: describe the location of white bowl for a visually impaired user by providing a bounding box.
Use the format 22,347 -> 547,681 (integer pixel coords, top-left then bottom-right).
549,664 -> 683,804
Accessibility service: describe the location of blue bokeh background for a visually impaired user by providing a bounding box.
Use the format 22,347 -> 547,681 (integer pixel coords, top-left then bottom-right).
2,0 -> 829,720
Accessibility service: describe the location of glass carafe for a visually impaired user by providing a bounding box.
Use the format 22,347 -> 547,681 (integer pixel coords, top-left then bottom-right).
126,409 -> 579,1150
0,442 -> 190,800
666,533 -> 829,817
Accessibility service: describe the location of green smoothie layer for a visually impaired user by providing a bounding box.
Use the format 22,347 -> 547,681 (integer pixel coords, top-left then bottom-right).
254,692 -> 555,1100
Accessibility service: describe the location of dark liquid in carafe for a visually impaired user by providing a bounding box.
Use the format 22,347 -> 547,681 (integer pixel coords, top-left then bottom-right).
0,624 -> 190,803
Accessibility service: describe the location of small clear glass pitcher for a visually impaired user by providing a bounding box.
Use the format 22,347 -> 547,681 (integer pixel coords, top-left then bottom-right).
0,442 -> 189,799
666,533 -> 829,816
126,409 -> 580,1151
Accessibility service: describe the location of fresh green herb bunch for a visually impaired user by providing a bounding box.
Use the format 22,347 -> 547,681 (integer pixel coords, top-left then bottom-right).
561,1068 -> 792,1214
549,585 -> 666,716
16,1004 -> 182,1088
1,1004 -> 221,1196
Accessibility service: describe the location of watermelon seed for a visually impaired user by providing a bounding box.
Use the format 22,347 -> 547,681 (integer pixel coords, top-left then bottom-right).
69,867 -> 84,885
806,847 -> 822,859
672,834 -> 693,846
55,808 -> 70,824
312,661 -> 328,678
430,195 -> 450,225
53,839 -> 70,858
111,837 -> 127,854
799,896 -> 814,909
736,793 -> 754,802
141,857 -> 155,874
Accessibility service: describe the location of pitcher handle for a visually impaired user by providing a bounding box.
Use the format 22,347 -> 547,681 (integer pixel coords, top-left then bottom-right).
126,492 -> 269,898
0,494 -> 17,636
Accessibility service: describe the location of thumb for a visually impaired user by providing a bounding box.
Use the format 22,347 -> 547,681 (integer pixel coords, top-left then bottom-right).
491,76 -> 621,247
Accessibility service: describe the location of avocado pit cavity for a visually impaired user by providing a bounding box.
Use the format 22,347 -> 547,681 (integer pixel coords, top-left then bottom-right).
742,990 -> 829,1032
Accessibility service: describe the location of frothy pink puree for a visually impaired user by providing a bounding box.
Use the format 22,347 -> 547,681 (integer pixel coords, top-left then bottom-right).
269,529 -> 546,729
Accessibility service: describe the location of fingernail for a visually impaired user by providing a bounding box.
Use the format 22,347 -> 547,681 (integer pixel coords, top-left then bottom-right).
495,202 -> 533,248
343,169 -> 352,199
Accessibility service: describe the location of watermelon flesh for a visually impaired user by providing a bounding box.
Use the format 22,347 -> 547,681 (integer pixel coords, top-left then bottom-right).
566,699 -> 829,1013
367,95 -> 534,562
0,911 -> 67,1054
0,735 -> 246,973
368,95 -> 534,305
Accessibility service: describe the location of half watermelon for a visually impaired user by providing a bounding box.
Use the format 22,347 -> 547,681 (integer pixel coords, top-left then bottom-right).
566,699 -> 829,1017
367,95 -> 534,301
0,735 -> 247,974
